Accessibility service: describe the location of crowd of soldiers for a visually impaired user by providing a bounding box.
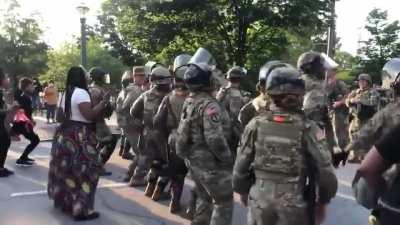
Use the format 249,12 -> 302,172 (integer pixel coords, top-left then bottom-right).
87,47 -> 400,225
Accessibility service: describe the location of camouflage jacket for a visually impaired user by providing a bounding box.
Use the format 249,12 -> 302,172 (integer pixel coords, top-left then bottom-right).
327,79 -> 349,114
130,87 -> 167,130
176,92 -> 233,169
216,86 -> 251,136
346,87 -> 379,122
238,93 -> 270,128
233,104 -> 338,203
301,74 -> 328,121
154,90 -> 187,133
347,100 -> 400,153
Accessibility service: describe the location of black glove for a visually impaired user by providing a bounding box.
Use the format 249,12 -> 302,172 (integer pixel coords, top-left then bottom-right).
332,150 -> 349,168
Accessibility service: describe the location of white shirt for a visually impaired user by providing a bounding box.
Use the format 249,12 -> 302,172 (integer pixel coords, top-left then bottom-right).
60,88 -> 92,123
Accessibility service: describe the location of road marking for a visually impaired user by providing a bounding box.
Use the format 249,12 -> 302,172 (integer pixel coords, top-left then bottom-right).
336,193 -> 356,201
339,180 -> 352,188
10,182 -> 129,198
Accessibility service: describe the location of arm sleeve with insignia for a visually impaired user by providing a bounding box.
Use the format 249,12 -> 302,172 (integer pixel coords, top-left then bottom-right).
202,101 -> 233,165
304,121 -> 338,204
130,94 -> 144,120
233,119 -> 257,195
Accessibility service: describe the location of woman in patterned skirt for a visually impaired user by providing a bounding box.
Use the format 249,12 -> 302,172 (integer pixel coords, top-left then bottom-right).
47,66 -> 110,221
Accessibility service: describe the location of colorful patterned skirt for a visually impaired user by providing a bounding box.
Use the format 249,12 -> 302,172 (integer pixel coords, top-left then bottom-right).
47,120 -> 100,217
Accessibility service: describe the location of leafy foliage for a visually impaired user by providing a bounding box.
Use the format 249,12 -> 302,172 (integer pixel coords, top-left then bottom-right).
99,0 -> 331,72
357,8 -> 400,84
0,0 -> 48,85
41,38 -> 126,89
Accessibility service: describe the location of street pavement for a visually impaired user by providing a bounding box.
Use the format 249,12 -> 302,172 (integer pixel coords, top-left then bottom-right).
0,116 -> 370,225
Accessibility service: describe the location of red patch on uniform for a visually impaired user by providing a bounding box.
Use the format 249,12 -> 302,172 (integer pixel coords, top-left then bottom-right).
273,115 -> 286,123
206,107 -> 218,116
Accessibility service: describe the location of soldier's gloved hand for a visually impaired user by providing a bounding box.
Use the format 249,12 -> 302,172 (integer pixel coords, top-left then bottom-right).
332,150 -> 349,168
240,194 -> 248,207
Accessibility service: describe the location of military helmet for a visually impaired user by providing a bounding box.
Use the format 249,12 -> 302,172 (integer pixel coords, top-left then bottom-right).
150,66 -> 172,85
183,63 -> 213,91
174,54 -> 192,80
358,73 -> 372,84
89,67 -> 110,84
259,60 -> 294,82
226,66 -> 247,79
144,61 -> 163,77
382,58 -> 400,91
266,67 -> 305,95
297,51 -> 324,71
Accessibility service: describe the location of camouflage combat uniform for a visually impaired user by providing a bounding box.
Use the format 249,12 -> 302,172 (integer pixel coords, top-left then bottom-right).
176,92 -> 233,225
347,99 -> 400,156
327,79 -> 350,150
216,85 -> 251,154
130,86 -> 168,186
119,83 -> 144,180
301,74 -> 336,155
346,87 -> 380,142
154,89 -> 188,211
233,104 -> 338,225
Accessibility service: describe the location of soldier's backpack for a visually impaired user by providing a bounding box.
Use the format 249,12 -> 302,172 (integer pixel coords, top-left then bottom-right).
253,112 -> 306,179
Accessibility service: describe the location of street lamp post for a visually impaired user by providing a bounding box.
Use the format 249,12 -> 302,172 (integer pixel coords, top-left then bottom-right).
76,4 -> 90,69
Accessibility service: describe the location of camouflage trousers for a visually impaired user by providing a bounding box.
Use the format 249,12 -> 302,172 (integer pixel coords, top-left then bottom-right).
248,179 -> 308,225
331,112 -> 349,150
135,129 -> 167,182
188,164 -> 233,225
122,126 -> 141,179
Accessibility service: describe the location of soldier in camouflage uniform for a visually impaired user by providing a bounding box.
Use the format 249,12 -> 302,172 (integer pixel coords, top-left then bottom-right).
233,66 -> 338,225
298,52 -> 336,157
216,66 -> 250,155
239,61 -> 293,127
176,63 -> 233,225
345,73 -> 379,162
326,68 -> 350,151
130,66 -> 172,199
153,54 -> 191,213
116,71 -> 134,160
335,59 -> 400,225
88,67 -> 117,176
118,67 -> 147,184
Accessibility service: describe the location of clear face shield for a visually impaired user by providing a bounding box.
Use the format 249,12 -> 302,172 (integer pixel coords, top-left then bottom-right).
188,47 -> 217,70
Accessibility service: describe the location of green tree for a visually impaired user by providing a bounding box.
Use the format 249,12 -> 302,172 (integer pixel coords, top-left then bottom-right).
358,8 -> 400,83
99,0 -> 331,69
41,38 -> 126,89
0,0 -> 48,85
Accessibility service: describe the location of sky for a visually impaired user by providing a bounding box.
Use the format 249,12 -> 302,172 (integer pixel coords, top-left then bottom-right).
2,0 -> 400,55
